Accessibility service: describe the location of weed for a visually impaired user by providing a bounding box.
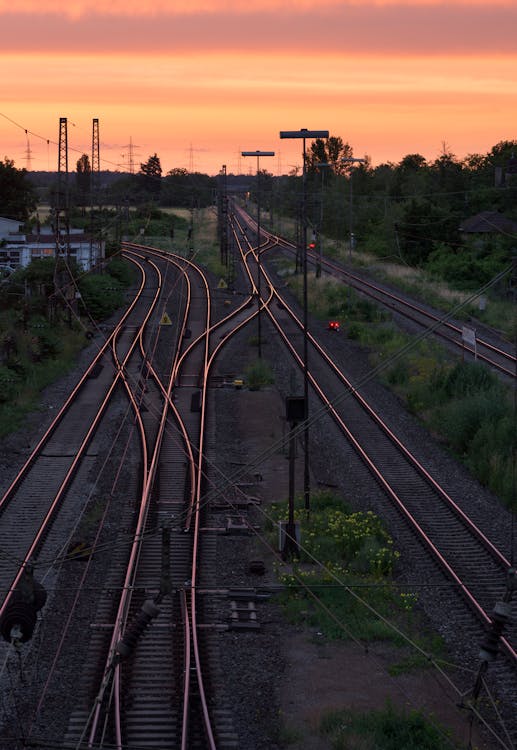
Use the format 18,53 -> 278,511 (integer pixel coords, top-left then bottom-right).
320,703 -> 457,749
268,492 -> 415,643
245,359 -> 274,390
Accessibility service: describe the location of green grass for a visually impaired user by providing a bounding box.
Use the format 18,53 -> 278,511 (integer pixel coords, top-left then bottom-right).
0,324 -> 87,436
387,631 -> 445,676
284,260 -> 515,509
320,703 -> 457,749
245,358 -> 275,390
267,491 -> 437,646
0,257 -> 136,437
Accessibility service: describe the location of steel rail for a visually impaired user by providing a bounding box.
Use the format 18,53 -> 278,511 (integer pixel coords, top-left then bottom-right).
117,243 -> 218,749
111,254 -> 164,472
85,254 -> 182,748
181,587 -> 192,750
312,252 -> 516,379
244,239 -> 517,666
0,259 -> 147,516
142,241 -> 268,748
236,203 -> 516,379
176,253 -> 216,750
0,258 -> 160,627
70,255 -> 175,747
232,212 -> 517,667
123,251 -> 205,571
267,276 -> 512,571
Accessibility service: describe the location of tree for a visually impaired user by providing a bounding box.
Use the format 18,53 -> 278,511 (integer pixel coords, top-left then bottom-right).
487,140 -> 517,167
307,136 -> 354,176
167,167 -> 188,177
75,153 -> 91,207
0,158 -> 37,221
140,153 -> 162,179
396,198 -> 460,266
393,153 -> 429,194
139,153 -> 162,198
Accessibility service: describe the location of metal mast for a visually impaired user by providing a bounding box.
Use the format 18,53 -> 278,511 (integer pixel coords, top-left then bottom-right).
90,118 -> 100,268
129,135 -> 134,174
55,117 -> 69,254
92,118 -> 100,195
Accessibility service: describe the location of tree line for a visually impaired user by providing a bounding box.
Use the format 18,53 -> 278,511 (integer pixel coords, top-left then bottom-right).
2,137 -> 517,290
261,137 -> 517,290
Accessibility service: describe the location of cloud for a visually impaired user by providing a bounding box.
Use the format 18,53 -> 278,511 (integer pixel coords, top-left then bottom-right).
0,0 -> 513,16
1,4 -> 517,55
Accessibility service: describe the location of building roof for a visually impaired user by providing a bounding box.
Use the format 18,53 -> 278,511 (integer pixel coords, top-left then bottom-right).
0,217 -> 23,229
459,211 -> 517,234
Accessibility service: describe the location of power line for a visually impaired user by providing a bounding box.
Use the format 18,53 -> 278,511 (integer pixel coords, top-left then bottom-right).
0,111 -> 121,171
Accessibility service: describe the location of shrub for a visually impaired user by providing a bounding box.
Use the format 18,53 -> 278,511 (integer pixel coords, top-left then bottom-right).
435,393 -> 505,454
245,359 -> 274,390
106,257 -> 137,286
320,703 -> 456,749
0,365 -> 21,403
270,491 -> 402,642
432,360 -> 501,400
78,274 -> 125,320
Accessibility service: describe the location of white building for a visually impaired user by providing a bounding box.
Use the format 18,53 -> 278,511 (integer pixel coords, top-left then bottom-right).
0,217 -> 23,236
0,220 -> 105,271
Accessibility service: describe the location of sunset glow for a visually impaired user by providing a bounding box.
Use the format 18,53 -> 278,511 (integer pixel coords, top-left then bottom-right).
1,0 -> 516,175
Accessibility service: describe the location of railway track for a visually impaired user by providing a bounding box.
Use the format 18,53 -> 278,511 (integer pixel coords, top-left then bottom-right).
235,203 -> 517,381
59,243 -> 267,749
229,209 -> 517,747
0,255 -> 161,648
0,212 -> 514,747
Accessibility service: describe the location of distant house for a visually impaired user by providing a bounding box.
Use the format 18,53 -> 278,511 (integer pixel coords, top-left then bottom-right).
459,211 -> 517,236
0,216 -> 24,237
0,224 -> 104,272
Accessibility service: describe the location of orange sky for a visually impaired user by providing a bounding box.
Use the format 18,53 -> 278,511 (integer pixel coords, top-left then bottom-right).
1,0 -> 516,176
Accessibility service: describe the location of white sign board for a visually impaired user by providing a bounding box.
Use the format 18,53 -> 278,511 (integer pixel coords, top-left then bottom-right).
461,326 -> 477,360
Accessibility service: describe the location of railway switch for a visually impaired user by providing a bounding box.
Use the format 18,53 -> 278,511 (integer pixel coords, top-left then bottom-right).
115,599 -> 161,660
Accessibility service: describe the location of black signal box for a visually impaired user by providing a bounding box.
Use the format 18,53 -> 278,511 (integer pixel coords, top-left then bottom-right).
286,396 -> 305,424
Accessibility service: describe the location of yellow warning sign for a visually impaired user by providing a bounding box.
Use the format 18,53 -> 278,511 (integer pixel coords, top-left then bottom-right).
217,278 -> 228,289
159,312 -> 172,326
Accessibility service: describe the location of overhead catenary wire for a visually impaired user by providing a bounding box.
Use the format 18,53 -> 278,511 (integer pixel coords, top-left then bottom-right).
37,239 -> 513,549
3,244 -> 512,748
245,551 -> 456,748
53,239 -> 512,728
5,248 -> 508,728
0,111 -> 123,172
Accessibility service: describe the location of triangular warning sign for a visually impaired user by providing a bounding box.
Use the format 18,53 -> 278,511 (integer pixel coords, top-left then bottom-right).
159,312 -> 172,326
217,278 -> 228,289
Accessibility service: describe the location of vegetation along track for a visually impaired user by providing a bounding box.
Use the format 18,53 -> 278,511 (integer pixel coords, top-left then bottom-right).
0,254 -> 162,650
0,208 -> 515,747
236,203 -> 516,381
230,207 -> 517,747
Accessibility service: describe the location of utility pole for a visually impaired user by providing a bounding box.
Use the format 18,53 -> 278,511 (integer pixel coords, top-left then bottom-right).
55,117 -> 72,326
341,157 -> 366,261
241,150 -> 275,358
218,165 -> 229,271
282,397 -> 305,559
280,129 -> 329,513
90,118 -> 100,270
56,117 -> 68,246
24,132 -> 32,171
